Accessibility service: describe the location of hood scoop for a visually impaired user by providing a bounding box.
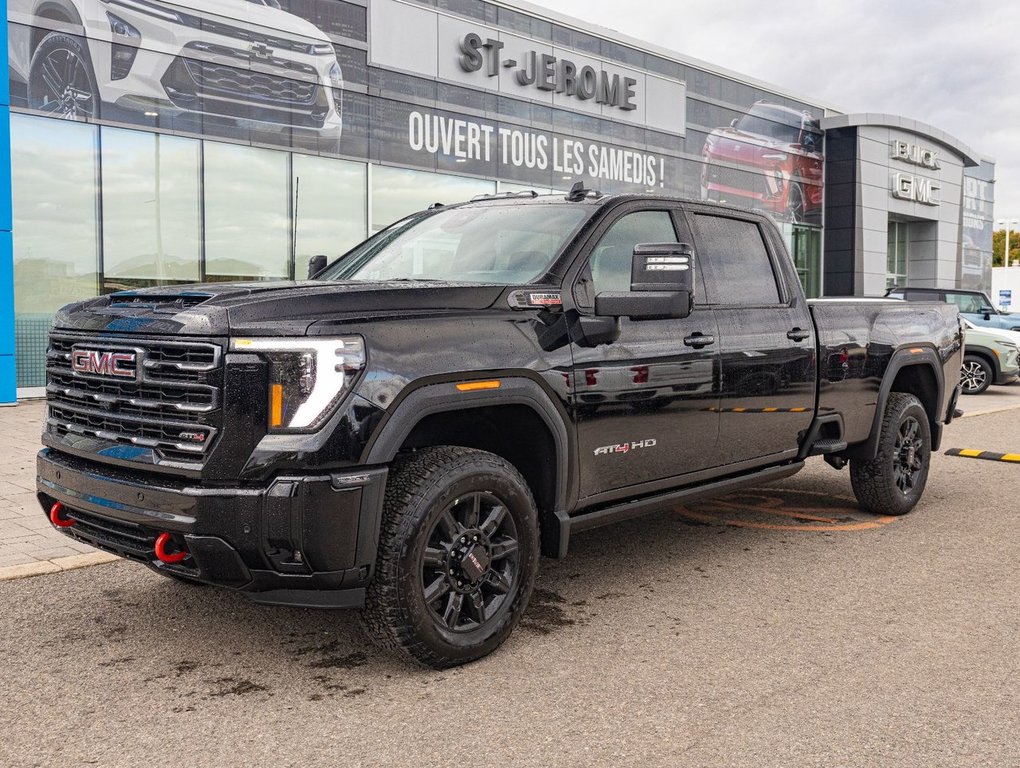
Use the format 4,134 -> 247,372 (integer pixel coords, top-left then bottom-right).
106,291 -> 215,313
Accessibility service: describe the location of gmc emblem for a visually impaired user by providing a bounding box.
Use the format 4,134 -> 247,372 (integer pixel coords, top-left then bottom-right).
71,349 -> 137,379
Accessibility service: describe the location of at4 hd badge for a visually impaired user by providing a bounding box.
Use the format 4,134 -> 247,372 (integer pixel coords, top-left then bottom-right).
594,438 -> 657,456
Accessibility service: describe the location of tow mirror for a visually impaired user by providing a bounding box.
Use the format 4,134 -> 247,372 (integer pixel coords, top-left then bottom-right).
307,254 -> 327,278
594,243 -> 695,321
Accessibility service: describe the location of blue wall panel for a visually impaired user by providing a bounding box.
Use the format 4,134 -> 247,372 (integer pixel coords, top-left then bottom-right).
1,0 -> 14,404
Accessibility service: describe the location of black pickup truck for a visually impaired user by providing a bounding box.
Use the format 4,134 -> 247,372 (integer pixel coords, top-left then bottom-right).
37,190 -> 963,667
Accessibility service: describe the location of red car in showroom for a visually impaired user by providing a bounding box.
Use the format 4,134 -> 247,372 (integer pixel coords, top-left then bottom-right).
701,101 -> 823,224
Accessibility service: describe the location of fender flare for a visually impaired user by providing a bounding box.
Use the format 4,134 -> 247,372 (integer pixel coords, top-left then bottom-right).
31,1 -> 86,39
856,346 -> 945,460
363,376 -> 573,516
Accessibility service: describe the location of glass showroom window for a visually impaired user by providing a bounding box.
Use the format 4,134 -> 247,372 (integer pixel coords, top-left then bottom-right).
292,153 -> 368,271
887,221 -> 909,289
787,224 -> 821,298
101,127 -> 201,292
371,166 -> 494,233
11,114 -> 99,389
204,142 -> 290,281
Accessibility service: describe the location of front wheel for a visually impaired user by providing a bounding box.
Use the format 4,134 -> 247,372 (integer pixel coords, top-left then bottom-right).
850,392 -> 931,516
27,32 -> 99,120
786,182 -> 806,224
960,355 -> 992,395
362,446 -> 539,668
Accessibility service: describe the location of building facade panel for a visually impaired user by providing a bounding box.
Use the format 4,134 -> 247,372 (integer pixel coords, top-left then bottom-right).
0,0 -> 994,401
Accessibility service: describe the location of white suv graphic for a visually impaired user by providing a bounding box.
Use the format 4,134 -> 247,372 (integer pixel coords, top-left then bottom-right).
9,0 -> 344,147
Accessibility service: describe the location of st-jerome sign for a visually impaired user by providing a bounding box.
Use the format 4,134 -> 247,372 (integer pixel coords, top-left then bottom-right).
459,32 -> 638,112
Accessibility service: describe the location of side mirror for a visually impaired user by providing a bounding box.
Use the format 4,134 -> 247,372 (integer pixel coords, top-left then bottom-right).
595,243 -> 695,321
307,254 -> 328,279
730,118 -> 739,128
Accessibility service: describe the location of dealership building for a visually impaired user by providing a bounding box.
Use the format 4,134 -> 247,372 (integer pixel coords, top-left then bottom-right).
0,0 -> 996,403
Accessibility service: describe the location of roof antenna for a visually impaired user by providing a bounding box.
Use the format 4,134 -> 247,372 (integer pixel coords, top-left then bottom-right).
566,181 -> 587,202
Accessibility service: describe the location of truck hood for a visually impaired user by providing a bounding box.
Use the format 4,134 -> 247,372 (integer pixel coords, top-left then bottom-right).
53,281 -> 508,337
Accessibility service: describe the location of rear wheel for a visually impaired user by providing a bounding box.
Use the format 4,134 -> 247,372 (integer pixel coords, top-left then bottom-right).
850,392 -> 931,516
960,355 -> 992,395
362,446 -> 539,668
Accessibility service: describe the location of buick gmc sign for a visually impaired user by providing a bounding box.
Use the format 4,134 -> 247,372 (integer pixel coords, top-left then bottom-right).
458,33 -> 638,112
890,138 -> 942,206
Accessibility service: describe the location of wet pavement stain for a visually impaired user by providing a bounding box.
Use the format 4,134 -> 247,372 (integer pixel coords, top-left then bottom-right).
208,677 -> 268,698
174,660 -> 201,677
305,647 -> 368,670
520,588 -> 584,635
97,656 -> 135,668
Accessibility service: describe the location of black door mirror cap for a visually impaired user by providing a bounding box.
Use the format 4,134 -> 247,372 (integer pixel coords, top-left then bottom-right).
631,242 -> 695,294
595,291 -> 692,321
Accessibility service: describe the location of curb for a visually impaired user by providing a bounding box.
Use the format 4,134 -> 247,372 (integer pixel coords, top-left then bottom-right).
0,552 -> 120,582
959,404 -> 1020,419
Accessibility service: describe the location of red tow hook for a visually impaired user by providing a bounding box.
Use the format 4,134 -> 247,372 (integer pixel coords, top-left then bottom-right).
154,532 -> 189,564
49,502 -> 75,528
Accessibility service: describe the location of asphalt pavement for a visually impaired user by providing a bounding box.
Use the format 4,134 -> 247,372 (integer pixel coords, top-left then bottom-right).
2,407 -> 1018,767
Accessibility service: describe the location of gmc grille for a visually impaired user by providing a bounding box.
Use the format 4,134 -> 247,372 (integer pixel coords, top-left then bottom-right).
45,332 -> 224,467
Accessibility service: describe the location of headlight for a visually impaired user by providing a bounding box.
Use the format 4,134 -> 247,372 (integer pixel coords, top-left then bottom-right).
329,61 -> 344,88
230,336 -> 365,432
311,42 -> 335,56
103,0 -> 185,23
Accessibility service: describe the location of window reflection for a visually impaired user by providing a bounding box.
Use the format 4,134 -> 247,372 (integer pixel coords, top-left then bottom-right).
101,128 -> 201,290
293,152 -> 367,265
11,115 -> 99,387
204,142 -> 290,281
371,166 -> 494,232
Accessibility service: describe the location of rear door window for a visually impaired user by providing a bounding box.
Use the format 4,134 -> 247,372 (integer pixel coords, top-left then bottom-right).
690,214 -> 781,306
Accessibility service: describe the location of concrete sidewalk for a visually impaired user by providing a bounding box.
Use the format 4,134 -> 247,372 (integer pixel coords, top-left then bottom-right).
0,400 -> 117,578
3,383 -> 1020,579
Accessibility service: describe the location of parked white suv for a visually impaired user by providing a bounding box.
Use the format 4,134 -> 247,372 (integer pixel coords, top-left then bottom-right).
8,0 -> 343,149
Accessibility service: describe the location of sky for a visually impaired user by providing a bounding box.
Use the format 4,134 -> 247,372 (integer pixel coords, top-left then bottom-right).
542,0 -> 1016,218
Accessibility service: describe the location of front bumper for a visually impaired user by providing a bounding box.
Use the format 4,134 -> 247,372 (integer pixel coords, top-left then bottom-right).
36,449 -> 386,608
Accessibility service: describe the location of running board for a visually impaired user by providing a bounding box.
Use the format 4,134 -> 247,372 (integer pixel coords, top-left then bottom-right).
557,462 -> 804,556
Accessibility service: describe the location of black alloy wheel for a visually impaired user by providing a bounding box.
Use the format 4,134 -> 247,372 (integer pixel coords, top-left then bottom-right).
421,491 -> 520,632
891,415 -> 926,496
28,33 -> 99,120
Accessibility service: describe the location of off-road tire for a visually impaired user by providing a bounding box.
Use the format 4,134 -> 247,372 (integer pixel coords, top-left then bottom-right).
362,446 -> 539,668
850,392 -> 931,516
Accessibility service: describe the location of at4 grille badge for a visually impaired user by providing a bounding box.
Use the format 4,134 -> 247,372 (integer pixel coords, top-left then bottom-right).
70,348 -> 139,380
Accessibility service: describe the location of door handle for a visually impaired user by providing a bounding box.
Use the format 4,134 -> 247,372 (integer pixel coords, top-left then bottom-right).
787,327 -> 811,342
684,333 -> 715,349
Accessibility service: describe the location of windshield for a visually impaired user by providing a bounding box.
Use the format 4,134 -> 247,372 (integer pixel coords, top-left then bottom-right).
736,106 -> 805,145
321,204 -> 589,284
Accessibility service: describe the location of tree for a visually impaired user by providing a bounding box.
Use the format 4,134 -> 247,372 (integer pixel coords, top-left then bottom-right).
993,229 -> 1020,268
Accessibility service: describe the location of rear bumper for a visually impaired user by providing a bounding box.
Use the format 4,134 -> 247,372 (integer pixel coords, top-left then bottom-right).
36,449 -> 386,608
